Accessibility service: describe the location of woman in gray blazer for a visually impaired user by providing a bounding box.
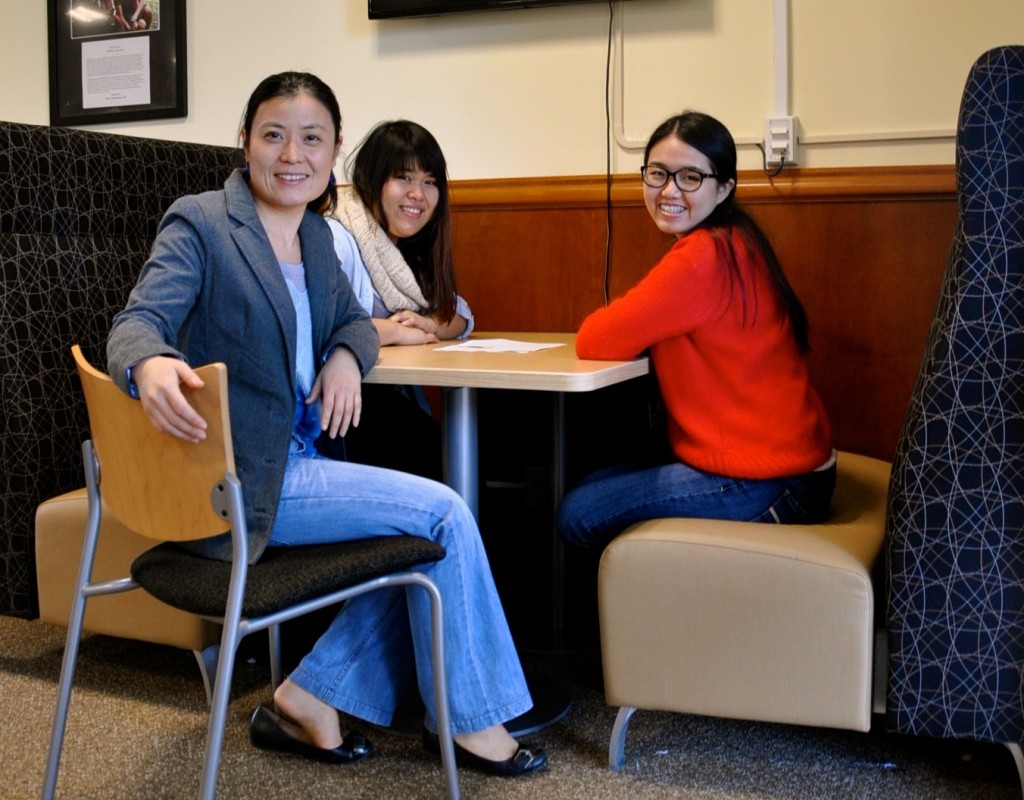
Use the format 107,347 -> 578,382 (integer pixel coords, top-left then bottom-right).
108,72 -> 546,777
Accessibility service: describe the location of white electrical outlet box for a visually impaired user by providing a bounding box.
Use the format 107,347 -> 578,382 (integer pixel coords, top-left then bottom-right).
764,115 -> 798,166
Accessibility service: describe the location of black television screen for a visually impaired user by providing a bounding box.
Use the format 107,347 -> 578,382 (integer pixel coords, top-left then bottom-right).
369,0 -> 623,19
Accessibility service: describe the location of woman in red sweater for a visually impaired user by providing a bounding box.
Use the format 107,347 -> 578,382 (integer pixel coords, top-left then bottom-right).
556,111 -> 835,550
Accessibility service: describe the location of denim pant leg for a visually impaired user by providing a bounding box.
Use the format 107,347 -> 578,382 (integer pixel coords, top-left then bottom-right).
556,457 -> 836,551
267,453 -> 533,734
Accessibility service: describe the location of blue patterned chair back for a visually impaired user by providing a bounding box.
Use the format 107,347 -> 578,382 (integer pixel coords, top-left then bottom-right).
886,45 -> 1024,743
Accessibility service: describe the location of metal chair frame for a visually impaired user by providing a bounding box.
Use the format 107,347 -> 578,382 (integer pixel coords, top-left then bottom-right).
41,346 -> 459,799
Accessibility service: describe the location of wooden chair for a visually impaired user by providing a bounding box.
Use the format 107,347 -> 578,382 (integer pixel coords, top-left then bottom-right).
41,345 -> 460,800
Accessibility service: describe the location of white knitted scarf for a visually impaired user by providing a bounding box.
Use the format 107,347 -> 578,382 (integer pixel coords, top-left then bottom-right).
332,186 -> 428,312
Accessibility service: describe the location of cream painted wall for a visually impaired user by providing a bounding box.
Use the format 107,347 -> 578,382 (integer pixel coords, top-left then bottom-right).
1,1 -> 1022,178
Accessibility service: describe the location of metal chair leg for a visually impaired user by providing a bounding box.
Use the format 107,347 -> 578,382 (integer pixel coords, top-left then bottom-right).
193,644 -> 220,706
198,479 -> 249,800
1004,742 -> 1024,800
42,447 -> 103,800
40,595 -> 88,800
197,606 -> 244,799
420,575 -> 459,800
609,706 -> 636,772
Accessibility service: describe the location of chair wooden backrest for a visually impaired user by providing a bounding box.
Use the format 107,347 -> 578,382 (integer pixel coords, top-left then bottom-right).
71,344 -> 234,541
47,347 -> 460,800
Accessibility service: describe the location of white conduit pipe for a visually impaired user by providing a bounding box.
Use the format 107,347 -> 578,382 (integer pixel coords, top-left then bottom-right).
773,0 -> 789,119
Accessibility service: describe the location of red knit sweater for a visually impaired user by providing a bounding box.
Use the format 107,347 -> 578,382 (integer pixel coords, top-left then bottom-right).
576,228 -> 832,479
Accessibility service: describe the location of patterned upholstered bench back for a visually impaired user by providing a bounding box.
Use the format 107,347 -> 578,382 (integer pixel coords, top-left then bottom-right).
886,45 -> 1024,743
0,121 -> 243,617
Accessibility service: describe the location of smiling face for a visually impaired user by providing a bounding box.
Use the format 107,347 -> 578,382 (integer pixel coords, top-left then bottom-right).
380,163 -> 439,242
242,91 -> 340,216
643,134 -> 734,238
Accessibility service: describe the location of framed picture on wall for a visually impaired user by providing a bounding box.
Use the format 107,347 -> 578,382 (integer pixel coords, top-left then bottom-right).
48,0 -> 187,126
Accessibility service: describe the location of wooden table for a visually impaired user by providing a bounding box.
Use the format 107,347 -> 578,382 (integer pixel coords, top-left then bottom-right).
364,331 -> 650,518
365,332 -> 649,736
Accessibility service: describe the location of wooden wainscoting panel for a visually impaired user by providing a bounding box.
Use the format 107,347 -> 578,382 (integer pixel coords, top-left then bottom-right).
750,198 -> 954,461
449,166 -> 956,461
452,206 -> 612,333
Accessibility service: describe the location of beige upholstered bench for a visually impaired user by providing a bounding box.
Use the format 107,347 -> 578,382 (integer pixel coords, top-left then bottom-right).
598,450 -> 891,770
35,489 -> 223,699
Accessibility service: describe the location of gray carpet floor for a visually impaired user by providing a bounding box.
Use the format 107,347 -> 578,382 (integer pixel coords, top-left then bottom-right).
2,613 -> 1019,800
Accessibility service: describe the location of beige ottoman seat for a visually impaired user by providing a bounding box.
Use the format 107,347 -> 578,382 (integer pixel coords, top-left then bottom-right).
35,489 -> 222,699
598,451 -> 891,770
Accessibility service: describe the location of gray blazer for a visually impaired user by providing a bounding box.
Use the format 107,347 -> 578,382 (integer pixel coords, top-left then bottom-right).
108,170 -> 380,562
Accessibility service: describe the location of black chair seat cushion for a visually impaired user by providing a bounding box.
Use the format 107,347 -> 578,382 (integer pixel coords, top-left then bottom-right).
131,536 -> 445,619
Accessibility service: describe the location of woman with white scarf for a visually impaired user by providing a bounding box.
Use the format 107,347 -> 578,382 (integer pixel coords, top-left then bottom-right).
327,120 -> 472,478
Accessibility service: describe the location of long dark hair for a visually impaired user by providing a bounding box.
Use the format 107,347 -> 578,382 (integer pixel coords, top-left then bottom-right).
239,71 -> 342,216
347,120 -> 457,323
645,111 -> 810,352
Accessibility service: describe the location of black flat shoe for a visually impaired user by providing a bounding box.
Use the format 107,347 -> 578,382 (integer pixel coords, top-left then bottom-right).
422,728 -> 547,777
249,705 -> 373,764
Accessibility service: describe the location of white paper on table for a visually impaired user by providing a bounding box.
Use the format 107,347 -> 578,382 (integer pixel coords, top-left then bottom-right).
435,339 -> 566,354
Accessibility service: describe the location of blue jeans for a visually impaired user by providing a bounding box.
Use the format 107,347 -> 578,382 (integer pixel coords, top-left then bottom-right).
267,450 -> 532,735
556,449 -> 836,551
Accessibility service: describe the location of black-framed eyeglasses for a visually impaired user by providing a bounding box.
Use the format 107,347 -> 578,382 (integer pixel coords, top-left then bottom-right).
641,165 -> 718,192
